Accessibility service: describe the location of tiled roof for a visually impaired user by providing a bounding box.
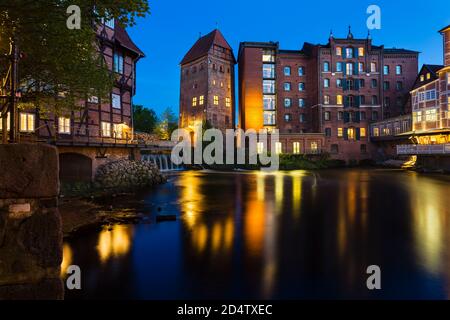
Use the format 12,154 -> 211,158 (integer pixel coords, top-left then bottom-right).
115,22 -> 145,57
438,25 -> 450,33
383,48 -> 419,54
181,29 -> 234,65
412,64 -> 445,90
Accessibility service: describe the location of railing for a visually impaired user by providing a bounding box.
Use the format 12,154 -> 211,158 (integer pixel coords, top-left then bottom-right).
397,144 -> 450,155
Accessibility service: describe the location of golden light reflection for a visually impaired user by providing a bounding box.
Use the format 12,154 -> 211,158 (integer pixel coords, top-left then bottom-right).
275,172 -> 284,211
61,243 -> 73,276
97,225 -> 133,263
245,199 -> 265,255
290,171 -> 304,216
178,172 -> 204,229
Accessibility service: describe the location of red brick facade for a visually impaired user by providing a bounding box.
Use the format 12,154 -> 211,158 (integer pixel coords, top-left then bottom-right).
179,30 -> 235,132
238,30 -> 418,161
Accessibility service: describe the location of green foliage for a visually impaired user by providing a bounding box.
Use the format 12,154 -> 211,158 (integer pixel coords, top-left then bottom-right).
133,104 -> 157,133
279,153 -> 346,170
0,0 -> 150,114
154,107 -> 178,140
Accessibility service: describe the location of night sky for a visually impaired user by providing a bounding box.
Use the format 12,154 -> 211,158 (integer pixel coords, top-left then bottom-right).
128,0 -> 450,117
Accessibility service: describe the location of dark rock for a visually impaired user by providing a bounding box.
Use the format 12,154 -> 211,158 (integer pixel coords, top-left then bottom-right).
0,144 -> 59,199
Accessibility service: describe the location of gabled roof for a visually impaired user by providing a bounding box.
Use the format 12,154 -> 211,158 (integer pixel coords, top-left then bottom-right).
438,25 -> 450,33
412,64 -> 444,90
180,29 -> 235,65
115,22 -> 145,57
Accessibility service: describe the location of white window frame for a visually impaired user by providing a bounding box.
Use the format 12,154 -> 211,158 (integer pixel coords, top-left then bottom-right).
101,121 -> 111,137
112,93 -> 121,109
20,113 -> 35,133
58,117 -> 71,134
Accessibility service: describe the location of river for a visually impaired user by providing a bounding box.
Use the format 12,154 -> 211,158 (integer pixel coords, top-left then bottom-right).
62,169 -> 450,299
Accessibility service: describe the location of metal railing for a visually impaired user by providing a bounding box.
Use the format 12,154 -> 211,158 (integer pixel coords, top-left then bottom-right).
397,144 -> 450,155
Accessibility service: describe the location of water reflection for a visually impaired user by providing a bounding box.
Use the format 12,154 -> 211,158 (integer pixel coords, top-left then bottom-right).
63,170 -> 450,299
97,225 -> 134,263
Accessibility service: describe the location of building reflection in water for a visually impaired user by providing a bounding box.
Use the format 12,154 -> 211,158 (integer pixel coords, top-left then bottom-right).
61,243 -> 73,276
97,224 -> 134,263
408,173 -> 449,276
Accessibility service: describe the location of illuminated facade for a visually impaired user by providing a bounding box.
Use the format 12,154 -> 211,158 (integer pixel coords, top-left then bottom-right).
238,29 -> 418,161
397,25 -> 450,156
179,29 -> 236,132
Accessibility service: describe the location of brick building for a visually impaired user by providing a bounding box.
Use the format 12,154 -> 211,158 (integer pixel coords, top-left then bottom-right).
238,28 -> 418,161
179,29 -> 236,132
0,19 -> 145,181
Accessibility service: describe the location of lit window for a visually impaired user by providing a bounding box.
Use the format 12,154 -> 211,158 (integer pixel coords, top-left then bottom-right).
348,127 -> 355,140
324,111 -> 331,121
324,79 -> 330,88
263,64 -> 275,78
447,73 -> 450,85
323,62 -> 330,72
448,96 -> 450,110
358,62 -> 364,73
101,122 -> 111,137
373,127 -> 380,137
212,80 -> 216,86
284,66 -> 291,76
213,96 -> 219,105
0,112 -> 11,131
420,75 -> 425,82
113,123 -> 124,139
298,98 -> 305,107
263,111 -> 276,125
416,111 -> 422,122
293,142 -> 300,154
337,95 -> 343,105
226,97 -> 231,107
323,95 -> 330,105
284,82 -> 291,91
310,142 -> 318,152
383,65 -> 389,75
262,50 -> 275,62
425,109 -> 437,122
360,127 -> 366,137
275,142 -> 282,154
257,142 -> 264,154
113,52 -> 124,74
370,62 -> 377,73
192,97 -> 197,106
426,73 -> 431,80
264,95 -> 276,110
284,98 -> 292,108
284,113 -> 292,122
336,47 -> 342,56
263,80 -> 276,94
337,128 -> 343,137
358,47 -> 364,57
346,63 -> 353,75
220,82 -> 224,88
58,117 -> 70,134
20,113 -> 35,132
345,48 -> 353,58
199,95 -> 204,105
112,93 -> 121,109
104,18 -> 115,29
396,65 -> 402,75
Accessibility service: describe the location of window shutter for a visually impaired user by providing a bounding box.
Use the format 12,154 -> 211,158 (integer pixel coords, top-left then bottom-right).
355,111 -> 361,122
343,64 -> 346,76
344,112 -> 350,123
355,96 -> 360,108
355,80 -> 359,90
343,128 -> 349,140
354,63 -> 358,75
343,80 -> 347,91
356,128 -> 361,140
343,96 -> 349,108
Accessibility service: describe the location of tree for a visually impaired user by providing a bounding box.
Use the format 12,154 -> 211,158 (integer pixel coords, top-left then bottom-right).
0,1 -> 150,141
133,104 -> 157,133
154,107 -> 178,140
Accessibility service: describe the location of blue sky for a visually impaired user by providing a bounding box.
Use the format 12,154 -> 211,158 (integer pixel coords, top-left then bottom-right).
128,0 -> 450,116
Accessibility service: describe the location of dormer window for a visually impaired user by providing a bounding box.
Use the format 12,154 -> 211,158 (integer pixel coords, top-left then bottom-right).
105,18 -> 115,29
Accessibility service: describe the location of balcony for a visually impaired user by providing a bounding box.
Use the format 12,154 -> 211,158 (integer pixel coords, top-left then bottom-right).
397,144 -> 450,155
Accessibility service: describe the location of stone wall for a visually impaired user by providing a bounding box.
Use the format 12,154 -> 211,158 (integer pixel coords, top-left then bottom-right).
94,159 -> 166,191
0,143 -> 63,300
